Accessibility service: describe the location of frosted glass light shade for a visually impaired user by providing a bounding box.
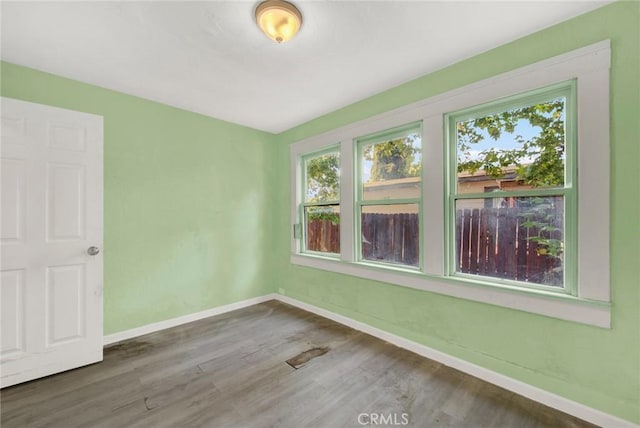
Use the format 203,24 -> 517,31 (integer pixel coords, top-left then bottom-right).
255,0 -> 302,43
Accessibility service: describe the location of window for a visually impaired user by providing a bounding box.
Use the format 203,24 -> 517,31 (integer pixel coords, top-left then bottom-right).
446,82 -> 575,291
301,148 -> 340,256
289,41 -> 611,327
357,123 -> 422,268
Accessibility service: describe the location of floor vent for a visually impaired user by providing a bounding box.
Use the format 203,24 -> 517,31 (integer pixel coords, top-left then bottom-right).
286,347 -> 329,369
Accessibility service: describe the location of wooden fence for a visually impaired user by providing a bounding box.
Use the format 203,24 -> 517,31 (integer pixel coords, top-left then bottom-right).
306,214 -> 419,265
306,208 -> 562,284
306,219 -> 340,254
361,213 -> 419,266
455,207 -> 562,285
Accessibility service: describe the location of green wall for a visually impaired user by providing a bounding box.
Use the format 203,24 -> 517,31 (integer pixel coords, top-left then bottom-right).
271,1 -> 639,423
1,1 -> 638,423
1,62 -> 275,334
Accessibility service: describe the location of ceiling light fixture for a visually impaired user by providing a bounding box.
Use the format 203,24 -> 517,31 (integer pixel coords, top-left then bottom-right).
255,0 -> 303,44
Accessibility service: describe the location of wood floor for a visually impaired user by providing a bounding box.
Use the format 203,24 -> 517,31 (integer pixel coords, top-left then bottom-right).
1,301 -> 595,428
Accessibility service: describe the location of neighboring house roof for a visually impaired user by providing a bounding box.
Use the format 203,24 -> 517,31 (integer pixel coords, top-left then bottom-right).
457,166 -> 522,184
364,176 -> 421,189
363,166 -> 523,188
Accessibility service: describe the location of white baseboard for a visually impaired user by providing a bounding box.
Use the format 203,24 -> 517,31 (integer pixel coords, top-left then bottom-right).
103,294 -> 278,346
274,295 -> 638,428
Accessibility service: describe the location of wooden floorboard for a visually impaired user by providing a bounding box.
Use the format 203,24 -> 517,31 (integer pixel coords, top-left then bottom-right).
1,300 -> 596,428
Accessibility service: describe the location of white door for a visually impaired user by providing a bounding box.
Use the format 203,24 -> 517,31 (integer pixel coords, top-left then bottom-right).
1,97 -> 103,388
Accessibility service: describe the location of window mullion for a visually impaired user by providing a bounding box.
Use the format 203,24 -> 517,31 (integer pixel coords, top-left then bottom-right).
358,198 -> 421,206
423,114 -> 445,276
340,139 -> 354,262
302,201 -> 340,207
453,188 -> 569,200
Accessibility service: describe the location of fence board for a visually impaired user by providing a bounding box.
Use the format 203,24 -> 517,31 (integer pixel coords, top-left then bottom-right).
392,214 -> 403,262
517,217 -> 528,281
461,210 -> 472,273
478,210 -> 488,275
496,209 -> 507,278
406,213 -> 419,265
527,225 -> 540,283
486,209 -> 497,277
455,210 -> 463,272
505,209 -> 517,279
470,209 -> 480,274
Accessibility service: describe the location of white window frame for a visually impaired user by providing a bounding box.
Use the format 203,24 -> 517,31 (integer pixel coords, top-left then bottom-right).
445,81 -> 577,293
355,122 -> 423,270
299,146 -> 341,257
289,41 -> 611,328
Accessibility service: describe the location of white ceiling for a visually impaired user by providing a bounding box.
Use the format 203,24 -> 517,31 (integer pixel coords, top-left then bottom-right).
1,1 -> 610,134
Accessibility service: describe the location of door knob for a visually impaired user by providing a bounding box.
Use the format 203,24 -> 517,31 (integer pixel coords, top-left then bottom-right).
87,246 -> 100,256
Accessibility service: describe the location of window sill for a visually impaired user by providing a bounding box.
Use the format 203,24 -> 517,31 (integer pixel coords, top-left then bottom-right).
290,253 -> 610,328
300,250 -> 340,260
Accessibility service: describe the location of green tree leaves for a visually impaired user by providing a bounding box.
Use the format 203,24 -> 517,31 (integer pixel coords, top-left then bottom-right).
456,98 -> 565,187
306,153 -> 340,203
363,134 -> 421,181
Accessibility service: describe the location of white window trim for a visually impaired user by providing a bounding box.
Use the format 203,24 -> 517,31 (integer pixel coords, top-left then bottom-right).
289,40 -> 611,328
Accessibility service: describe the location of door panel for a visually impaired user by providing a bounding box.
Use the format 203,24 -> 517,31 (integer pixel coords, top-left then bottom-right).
46,264 -> 85,346
47,163 -> 86,241
1,159 -> 25,243
1,269 -> 25,358
47,122 -> 87,152
1,116 -> 26,140
1,97 -> 103,387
